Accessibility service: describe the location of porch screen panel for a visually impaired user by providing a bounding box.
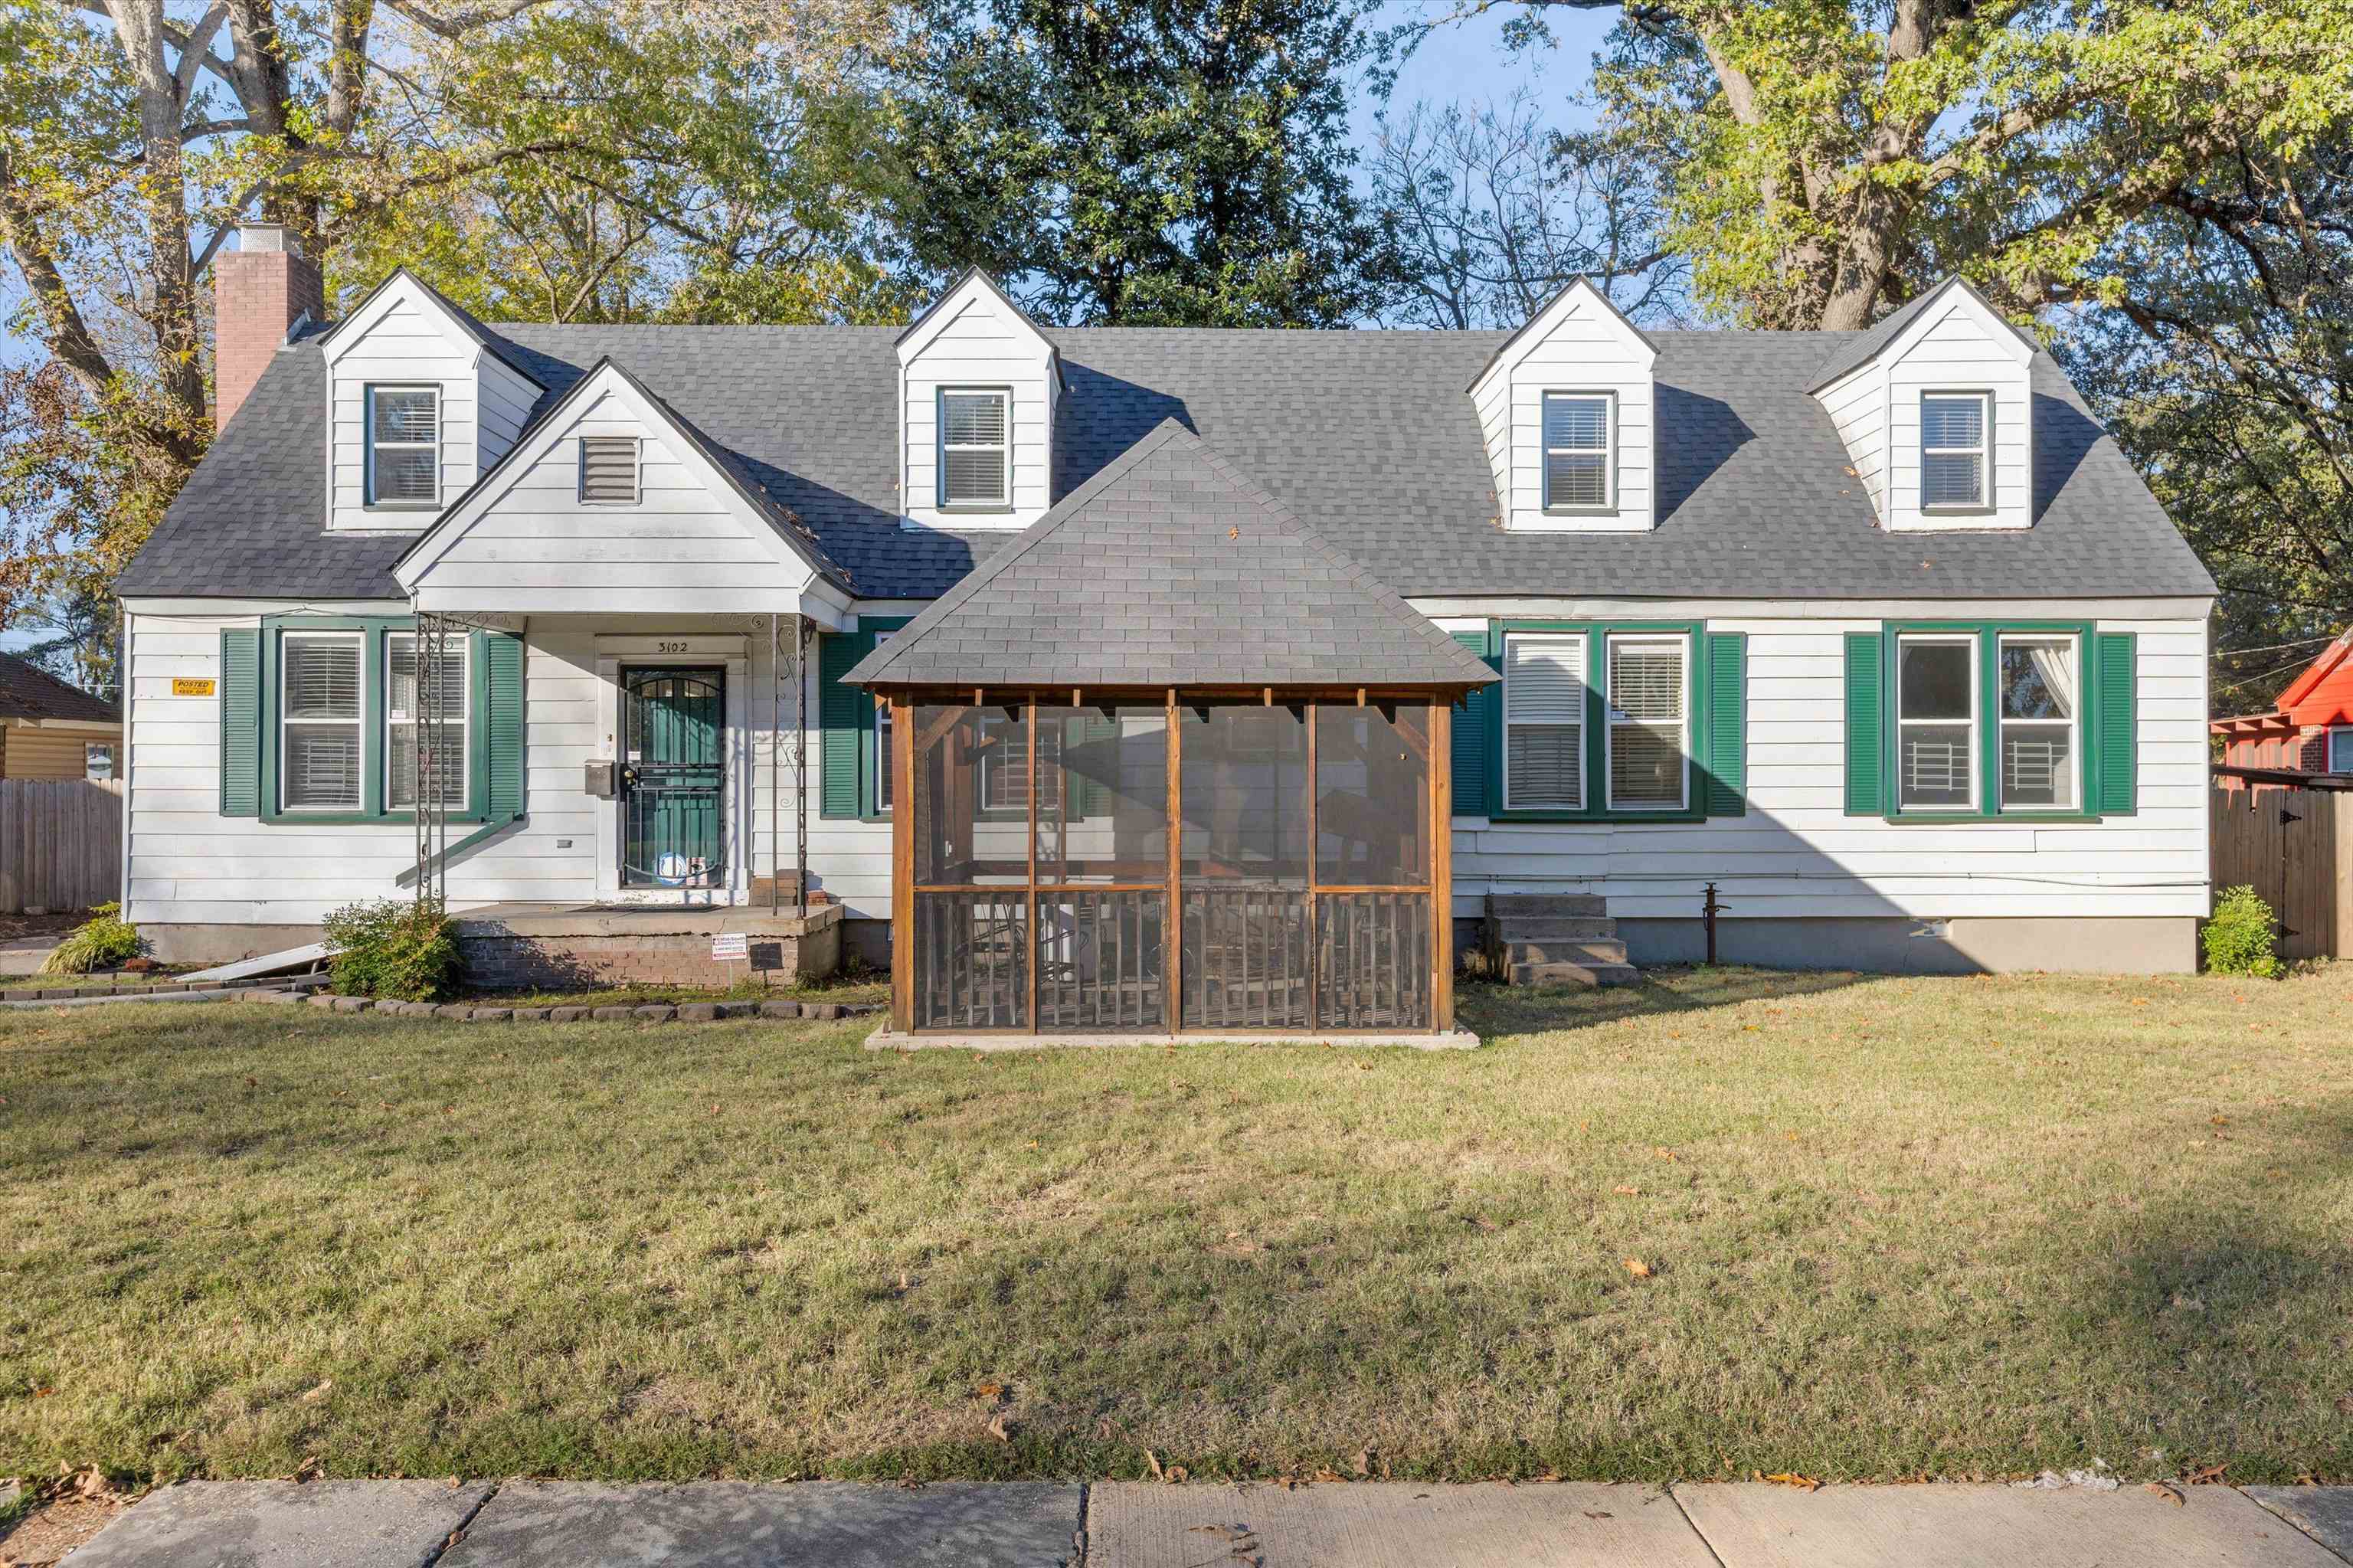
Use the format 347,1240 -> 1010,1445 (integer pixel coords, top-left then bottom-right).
1314,705 -> 1428,887
913,705 -> 1030,886
1177,704 -> 1313,1032
1031,705 -> 1169,1030
912,889 -> 1029,1030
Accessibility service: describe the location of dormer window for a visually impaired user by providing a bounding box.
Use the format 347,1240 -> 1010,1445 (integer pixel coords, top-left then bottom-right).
1921,393 -> 1989,510
939,388 -> 1010,509
366,385 -> 440,506
1542,392 -> 1613,511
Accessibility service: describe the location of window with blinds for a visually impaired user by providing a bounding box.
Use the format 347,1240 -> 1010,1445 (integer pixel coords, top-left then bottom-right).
1542,392 -> 1612,510
579,436 -> 640,504
1503,633 -> 1586,810
281,632 -> 363,810
366,385 -> 439,506
1921,393 -> 1988,509
387,633 -> 470,810
939,389 -> 1010,506
1606,636 -> 1687,810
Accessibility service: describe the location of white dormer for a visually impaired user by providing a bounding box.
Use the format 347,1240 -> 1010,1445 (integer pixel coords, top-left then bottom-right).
1467,278 -> 1658,534
895,270 -> 1061,532
316,270 -> 545,533
1810,276 -> 2038,532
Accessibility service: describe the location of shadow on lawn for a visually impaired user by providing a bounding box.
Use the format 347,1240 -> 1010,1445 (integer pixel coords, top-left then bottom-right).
1458,964 -> 1872,1041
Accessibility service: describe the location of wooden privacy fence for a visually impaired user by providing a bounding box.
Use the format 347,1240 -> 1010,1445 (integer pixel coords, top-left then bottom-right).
2210,784 -> 2353,960
0,778 -> 123,915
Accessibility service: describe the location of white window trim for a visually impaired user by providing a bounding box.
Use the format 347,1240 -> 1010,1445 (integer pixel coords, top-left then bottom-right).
1995,632 -> 2080,813
2328,725 -> 2353,774
1501,631 -> 1587,813
1541,391 -> 1615,513
578,435 -> 642,506
1603,632 -> 1690,813
386,632 -> 471,813
365,384 -> 441,509
1920,391 -> 1991,513
937,386 -> 1012,511
1895,632 -> 1980,813
279,630 -> 365,813
975,712 -> 1062,815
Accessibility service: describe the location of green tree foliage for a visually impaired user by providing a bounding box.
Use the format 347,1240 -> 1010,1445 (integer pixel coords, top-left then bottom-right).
889,0 -> 1379,325
1445,0 -> 2353,330
0,0 -> 901,631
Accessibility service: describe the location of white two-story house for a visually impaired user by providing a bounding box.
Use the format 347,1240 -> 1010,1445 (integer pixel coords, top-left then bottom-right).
113,225 -> 2214,1038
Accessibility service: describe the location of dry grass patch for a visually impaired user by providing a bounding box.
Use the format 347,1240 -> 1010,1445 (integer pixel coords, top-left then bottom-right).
2,964 -> 2349,1487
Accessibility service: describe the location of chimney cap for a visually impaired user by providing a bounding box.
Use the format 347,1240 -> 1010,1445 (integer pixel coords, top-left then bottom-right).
237,221 -> 289,254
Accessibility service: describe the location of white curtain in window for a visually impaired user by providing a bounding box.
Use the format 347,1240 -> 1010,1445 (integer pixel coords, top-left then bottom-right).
2027,640 -> 2076,718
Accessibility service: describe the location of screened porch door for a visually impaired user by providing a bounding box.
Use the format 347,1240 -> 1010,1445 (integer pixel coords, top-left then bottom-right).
900,696 -> 1445,1034
620,666 -> 725,889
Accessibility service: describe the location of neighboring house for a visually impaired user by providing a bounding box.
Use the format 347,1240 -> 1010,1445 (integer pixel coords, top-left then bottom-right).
0,652 -> 121,781
113,222 -> 2216,1024
2212,629 -> 2353,787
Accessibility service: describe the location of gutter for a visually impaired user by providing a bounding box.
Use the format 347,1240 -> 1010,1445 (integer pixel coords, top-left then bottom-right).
395,813 -> 522,891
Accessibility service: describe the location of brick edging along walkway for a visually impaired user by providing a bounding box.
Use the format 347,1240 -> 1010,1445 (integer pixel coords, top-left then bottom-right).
293,993 -> 883,1024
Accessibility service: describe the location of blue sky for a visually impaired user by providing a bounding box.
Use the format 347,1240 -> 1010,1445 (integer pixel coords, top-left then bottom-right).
0,2 -> 1613,659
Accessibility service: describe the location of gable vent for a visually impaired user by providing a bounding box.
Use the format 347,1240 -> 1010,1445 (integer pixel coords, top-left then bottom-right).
581,436 -> 640,503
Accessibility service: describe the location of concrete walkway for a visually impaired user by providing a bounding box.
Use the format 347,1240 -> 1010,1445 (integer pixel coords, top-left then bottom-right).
38,1478 -> 2353,1567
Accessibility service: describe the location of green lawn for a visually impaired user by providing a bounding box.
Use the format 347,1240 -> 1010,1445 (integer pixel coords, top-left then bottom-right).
3,966 -> 2348,1488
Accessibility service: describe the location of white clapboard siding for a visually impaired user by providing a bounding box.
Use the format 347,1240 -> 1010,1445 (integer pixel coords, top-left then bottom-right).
1884,304 -> 2034,531
1445,613 -> 2209,925
1815,365 -> 1887,517
900,284 -> 1056,532
1481,283 -> 1658,535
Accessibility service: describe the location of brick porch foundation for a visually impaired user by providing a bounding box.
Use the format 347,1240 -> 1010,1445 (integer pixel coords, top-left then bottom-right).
452,902 -> 843,990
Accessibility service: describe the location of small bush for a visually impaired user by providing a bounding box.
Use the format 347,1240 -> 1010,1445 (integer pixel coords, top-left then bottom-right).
40,902 -> 142,974
322,897 -> 460,1001
2202,884 -> 2282,977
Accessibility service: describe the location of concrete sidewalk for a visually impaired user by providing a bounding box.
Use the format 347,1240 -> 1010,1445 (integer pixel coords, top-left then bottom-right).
34,1478 -> 2353,1567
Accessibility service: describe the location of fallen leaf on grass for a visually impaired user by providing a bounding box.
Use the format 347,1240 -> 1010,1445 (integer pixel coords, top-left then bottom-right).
1763,1473 -> 1820,1491
1654,1147 -> 1677,1161
1353,1450 -> 1373,1477
986,1413 -> 1012,1442
1145,1449 -> 1163,1481
1623,1258 -> 1653,1278
974,1383 -> 1005,1400
1612,1184 -> 1639,1196
2144,1482 -> 2184,1506
1464,1214 -> 1500,1232
1167,1465 -> 1190,1483
2184,1463 -> 2227,1485
1314,1468 -> 1344,1484
299,1380 -> 333,1405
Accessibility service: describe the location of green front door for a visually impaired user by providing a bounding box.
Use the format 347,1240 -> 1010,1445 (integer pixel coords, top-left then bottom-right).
621,666 -> 725,889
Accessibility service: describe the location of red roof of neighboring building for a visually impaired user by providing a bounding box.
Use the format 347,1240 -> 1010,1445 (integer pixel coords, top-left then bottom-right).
2274,629 -> 2353,725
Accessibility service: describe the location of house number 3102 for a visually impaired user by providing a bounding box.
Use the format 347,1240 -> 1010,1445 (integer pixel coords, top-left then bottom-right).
656,640 -> 689,653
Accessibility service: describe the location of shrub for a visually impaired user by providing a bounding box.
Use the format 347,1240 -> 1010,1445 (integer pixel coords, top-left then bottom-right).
40,903 -> 142,974
2202,884 -> 2282,977
322,897 -> 460,1001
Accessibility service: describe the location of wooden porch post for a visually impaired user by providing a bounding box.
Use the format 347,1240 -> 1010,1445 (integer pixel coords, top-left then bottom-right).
890,692 -> 915,1033
1430,698 -> 1453,1033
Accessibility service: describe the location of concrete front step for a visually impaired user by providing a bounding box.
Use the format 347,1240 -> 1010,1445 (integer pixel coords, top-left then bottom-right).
1486,893 -> 1606,918
1511,960 -> 1641,988
1504,938 -> 1630,967
1494,915 -> 1619,940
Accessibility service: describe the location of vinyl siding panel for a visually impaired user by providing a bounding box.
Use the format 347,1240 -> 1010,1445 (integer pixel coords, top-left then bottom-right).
1884,305 -> 2034,531
901,294 -> 1055,532
328,296 -> 483,531
1503,301 -> 1655,532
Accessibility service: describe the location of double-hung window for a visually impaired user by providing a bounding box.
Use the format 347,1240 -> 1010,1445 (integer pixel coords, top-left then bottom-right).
977,712 -> 1061,814
2332,728 -> 2353,774
939,388 -> 1010,508
1997,633 -> 2078,810
1606,635 -> 1687,810
871,631 -> 895,816
1542,393 -> 1612,510
387,632 -> 470,811
1896,633 -> 1977,810
280,632 -> 365,811
366,385 -> 440,506
1503,633 -> 1586,810
1920,393 -> 1988,510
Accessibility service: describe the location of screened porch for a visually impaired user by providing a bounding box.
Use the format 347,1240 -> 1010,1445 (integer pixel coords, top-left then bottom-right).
886,691 -> 1457,1039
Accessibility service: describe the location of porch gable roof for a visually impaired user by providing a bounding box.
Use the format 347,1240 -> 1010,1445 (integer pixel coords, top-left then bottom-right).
847,420 -> 1497,692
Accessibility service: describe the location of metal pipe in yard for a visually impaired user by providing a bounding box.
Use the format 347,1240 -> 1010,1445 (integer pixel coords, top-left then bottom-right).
1702,879 -> 1726,966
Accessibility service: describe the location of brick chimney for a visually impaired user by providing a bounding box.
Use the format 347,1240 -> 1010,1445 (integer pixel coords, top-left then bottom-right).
213,221 -> 323,433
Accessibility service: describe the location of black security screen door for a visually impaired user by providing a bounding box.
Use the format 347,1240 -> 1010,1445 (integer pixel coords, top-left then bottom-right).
622,666 -> 725,889
901,695 -> 1442,1034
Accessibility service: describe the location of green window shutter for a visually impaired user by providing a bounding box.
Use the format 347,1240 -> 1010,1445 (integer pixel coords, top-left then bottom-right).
1073,712 -> 1118,817
820,630 -> 875,819
1702,632 -> 1746,817
219,628 -> 261,817
2093,631 -> 2136,816
1449,627 -> 1495,817
1844,630 -> 1885,817
483,632 -> 525,818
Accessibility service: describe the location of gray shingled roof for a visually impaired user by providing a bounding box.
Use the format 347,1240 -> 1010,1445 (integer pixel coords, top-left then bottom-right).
847,419 -> 1497,689
119,314 -> 2215,604
0,652 -> 119,725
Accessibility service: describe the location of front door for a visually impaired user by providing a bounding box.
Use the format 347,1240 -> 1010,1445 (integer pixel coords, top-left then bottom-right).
620,666 -> 725,889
